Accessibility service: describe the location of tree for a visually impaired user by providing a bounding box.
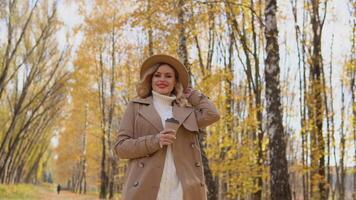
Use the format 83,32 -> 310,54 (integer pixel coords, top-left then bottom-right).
264,0 -> 292,199
307,1 -> 328,199
0,0 -> 69,184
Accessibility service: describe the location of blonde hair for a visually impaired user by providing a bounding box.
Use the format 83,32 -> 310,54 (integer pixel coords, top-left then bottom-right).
136,63 -> 189,107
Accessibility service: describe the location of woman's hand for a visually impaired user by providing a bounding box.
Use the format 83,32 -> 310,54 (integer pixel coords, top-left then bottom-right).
156,129 -> 176,148
183,87 -> 194,98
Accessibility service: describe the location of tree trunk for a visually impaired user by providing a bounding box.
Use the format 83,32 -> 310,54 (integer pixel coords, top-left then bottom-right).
250,2 -> 264,199
177,0 -> 190,76
81,104 -> 88,194
193,6 -> 218,199
309,1 -> 327,199
328,36 -> 340,200
98,53 -> 108,199
290,0 -> 310,198
199,131 -> 218,200
99,133 -> 108,199
340,79 -> 346,200
264,0 -> 292,199
347,0 -> 356,196
147,0 -> 154,56
177,1 -> 217,199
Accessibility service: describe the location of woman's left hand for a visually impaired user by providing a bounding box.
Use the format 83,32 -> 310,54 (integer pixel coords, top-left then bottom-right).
183,87 -> 194,98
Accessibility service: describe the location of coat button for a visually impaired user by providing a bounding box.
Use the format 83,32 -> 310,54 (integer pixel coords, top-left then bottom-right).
139,162 -> 144,168
195,162 -> 201,167
133,181 -> 139,187
200,182 -> 204,187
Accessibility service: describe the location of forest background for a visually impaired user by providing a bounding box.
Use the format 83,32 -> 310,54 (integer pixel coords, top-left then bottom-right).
0,0 -> 355,199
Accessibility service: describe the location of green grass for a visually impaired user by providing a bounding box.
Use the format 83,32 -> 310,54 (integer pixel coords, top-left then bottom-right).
0,183 -> 44,200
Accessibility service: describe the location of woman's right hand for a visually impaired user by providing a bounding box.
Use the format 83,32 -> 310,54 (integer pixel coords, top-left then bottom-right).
156,129 -> 176,148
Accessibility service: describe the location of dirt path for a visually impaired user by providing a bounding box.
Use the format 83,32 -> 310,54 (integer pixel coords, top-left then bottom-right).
37,186 -> 99,200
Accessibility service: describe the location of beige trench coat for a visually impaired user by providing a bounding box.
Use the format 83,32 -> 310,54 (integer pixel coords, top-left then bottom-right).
115,91 -> 220,200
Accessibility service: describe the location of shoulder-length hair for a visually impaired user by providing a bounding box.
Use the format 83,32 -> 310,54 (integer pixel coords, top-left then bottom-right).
136,63 -> 189,107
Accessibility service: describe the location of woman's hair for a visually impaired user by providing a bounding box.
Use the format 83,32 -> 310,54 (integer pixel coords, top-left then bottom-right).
136,63 -> 189,107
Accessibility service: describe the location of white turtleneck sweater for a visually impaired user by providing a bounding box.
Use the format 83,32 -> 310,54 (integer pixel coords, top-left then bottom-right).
152,90 -> 183,200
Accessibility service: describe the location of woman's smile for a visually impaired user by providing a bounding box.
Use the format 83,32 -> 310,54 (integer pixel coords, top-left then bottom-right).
157,82 -> 168,89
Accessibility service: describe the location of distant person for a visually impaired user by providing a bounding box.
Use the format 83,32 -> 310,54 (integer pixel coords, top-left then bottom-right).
57,184 -> 61,194
115,54 -> 220,199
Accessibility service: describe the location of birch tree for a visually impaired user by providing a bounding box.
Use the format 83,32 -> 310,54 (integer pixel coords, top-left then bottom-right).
264,0 -> 291,199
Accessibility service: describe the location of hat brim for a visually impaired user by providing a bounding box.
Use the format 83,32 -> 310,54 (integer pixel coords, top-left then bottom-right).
140,54 -> 189,90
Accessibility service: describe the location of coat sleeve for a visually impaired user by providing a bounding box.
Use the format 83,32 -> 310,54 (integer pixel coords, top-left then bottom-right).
188,90 -> 220,129
115,101 -> 161,159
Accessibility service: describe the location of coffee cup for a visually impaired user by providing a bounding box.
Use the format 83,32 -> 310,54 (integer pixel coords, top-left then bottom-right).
164,118 -> 180,131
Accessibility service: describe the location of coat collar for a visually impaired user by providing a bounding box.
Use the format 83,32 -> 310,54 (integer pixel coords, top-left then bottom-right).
132,95 -> 194,131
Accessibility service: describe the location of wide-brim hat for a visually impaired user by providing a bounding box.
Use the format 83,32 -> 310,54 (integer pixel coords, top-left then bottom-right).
140,54 -> 189,90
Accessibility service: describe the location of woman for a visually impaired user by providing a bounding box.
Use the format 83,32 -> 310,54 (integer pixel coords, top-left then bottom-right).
115,54 -> 220,200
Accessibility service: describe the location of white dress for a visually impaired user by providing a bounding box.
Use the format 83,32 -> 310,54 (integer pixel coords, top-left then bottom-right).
152,90 -> 183,200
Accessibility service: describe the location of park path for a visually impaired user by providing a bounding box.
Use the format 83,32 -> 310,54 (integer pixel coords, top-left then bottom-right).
37,186 -> 99,200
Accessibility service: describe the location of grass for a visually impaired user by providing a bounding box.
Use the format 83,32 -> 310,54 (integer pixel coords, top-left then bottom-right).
0,183 -> 44,200
0,183 -> 56,200
0,183 -> 118,200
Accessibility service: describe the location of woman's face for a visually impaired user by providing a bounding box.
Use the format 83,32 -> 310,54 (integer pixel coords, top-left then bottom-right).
151,64 -> 177,96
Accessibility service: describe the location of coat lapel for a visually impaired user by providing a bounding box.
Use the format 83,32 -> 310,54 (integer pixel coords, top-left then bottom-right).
133,96 -> 194,131
134,96 -> 163,131
173,103 -> 194,127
